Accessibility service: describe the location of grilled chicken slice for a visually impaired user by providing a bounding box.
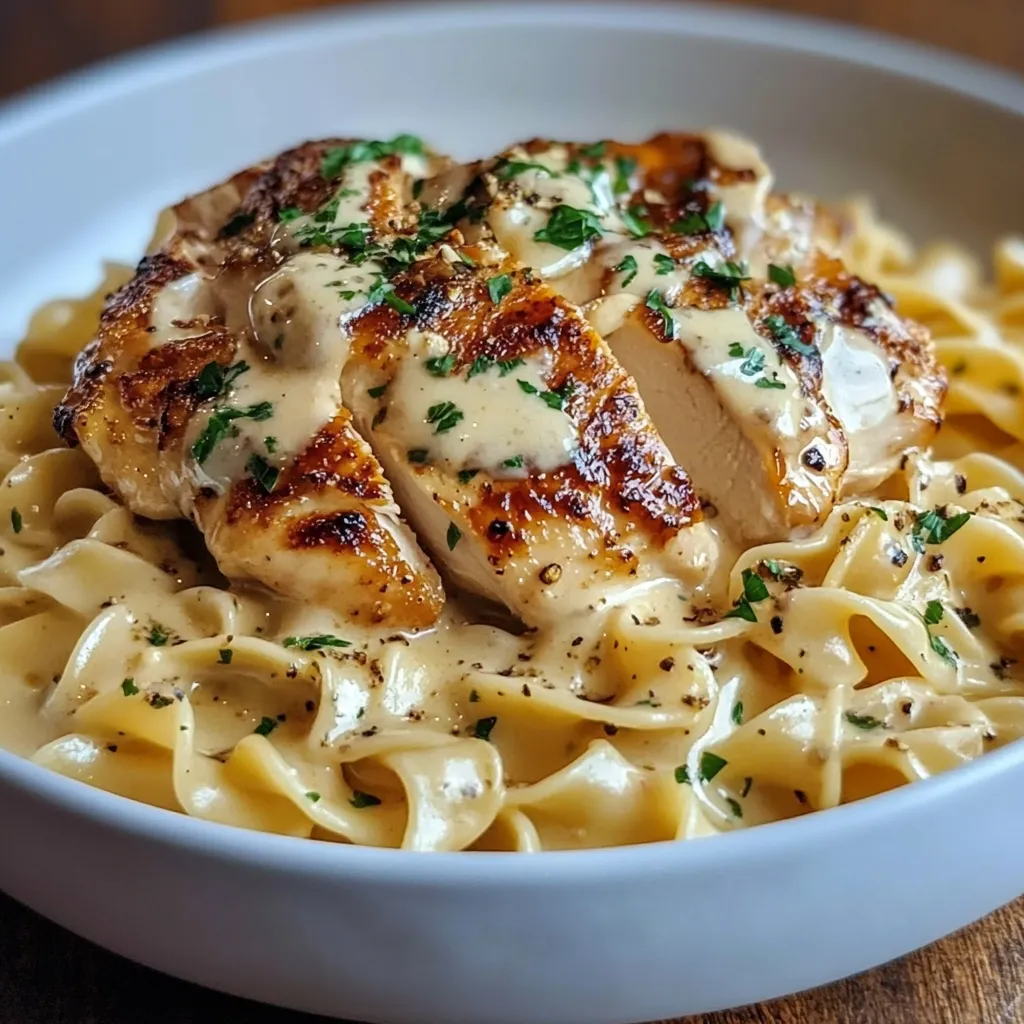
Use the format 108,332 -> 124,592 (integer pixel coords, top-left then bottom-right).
55,138 -> 447,628
342,245 -> 717,625
427,132 -> 945,543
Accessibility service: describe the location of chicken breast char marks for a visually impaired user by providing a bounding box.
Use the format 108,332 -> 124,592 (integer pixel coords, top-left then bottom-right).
55,140 -> 446,628
436,131 -> 945,544
345,250 -> 715,624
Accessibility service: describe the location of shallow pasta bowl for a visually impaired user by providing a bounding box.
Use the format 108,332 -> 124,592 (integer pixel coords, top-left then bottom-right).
1,4 -> 1024,1022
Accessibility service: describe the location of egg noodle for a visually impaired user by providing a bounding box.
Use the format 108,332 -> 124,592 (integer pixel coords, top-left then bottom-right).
1,209 -> 1023,852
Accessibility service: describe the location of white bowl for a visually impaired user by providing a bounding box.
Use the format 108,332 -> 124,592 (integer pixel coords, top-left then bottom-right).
2,4 -> 1024,1022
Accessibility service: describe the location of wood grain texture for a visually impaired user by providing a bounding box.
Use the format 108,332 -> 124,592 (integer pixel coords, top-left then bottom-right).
1,1 -> 1023,1022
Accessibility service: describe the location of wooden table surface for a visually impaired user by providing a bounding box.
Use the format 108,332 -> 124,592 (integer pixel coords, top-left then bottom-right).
1,1 -> 1023,1022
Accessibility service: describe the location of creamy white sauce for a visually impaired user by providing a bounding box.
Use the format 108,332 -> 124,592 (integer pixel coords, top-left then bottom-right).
381,333 -> 576,475
704,130 -> 773,255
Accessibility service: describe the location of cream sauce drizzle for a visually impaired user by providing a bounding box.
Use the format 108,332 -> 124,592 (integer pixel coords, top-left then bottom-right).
382,333 -> 576,475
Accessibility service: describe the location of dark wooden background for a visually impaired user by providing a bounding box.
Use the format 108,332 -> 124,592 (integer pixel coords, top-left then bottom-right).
1,1 -> 1023,1022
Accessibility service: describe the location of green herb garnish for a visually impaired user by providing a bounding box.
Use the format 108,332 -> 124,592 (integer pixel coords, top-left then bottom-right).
645,289 -> 677,340
534,205 -> 604,250
488,274 -> 513,304
350,790 -> 382,808
502,455 -> 524,469
700,751 -> 728,782
148,625 -> 169,646
614,253 -> 638,287
426,401 -> 464,433
768,263 -> 796,288
194,360 -> 249,401
10,508 -> 21,534
320,134 -> 425,179
762,313 -> 816,356
283,635 -> 352,650
613,155 -> 637,195
731,701 -> 744,725
844,710 -> 885,730
191,402 -> 274,464
653,253 -> 676,276
693,259 -> 750,300
218,649 -> 233,664
121,678 -> 138,696
246,454 -> 279,494
425,354 -> 456,377
447,523 -> 462,550
912,508 -> 972,550
724,568 -> 770,622
458,469 -> 479,484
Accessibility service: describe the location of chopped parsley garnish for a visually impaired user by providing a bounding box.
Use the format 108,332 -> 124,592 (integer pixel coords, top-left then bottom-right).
868,506 -> 888,521
693,259 -> 750,299
739,347 -> 766,377
762,313 -> 816,356
191,402 -> 274,464
755,373 -> 786,390
425,354 -> 456,377
10,508 -> 21,534
844,710 -> 885,730
930,633 -> 958,666
458,469 -> 479,484
278,206 -> 302,223
731,701 -> 744,725
534,205 -> 604,250
283,635 -> 352,650
194,360 -> 249,401
148,624 -> 169,646
372,408 -> 387,429
497,159 -> 554,180
264,436 -> 278,453
674,765 -> 690,784
911,508 -> 972,551
121,678 -> 138,696
653,253 -> 676,276
246,454 -> 280,494
621,205 -> 651,238
148,694 -> 174,709
426,401 -> 464,433
923,600 -> 944,625
503,455 -> 524,469
768,263 -> 796,288
728,342 -> 745,358
320,134 -> 425,179
645,289 -> 677,340
516,379 -> 572,411
614,253 -> 638,287
612,155 -> 637,195
446,522 -> 462,550
407,448 -> 429,464
726,797 -> 743,818
254,716 -> 278,736
218,649 -> 233,665
368,384 -> 388,398
741,776 -> 753,798
671,201 -> 724,235
306,791 -> 321,803
579,141 -> 606,158
700,751 -> 728,782
473,716 -> 498,741
487,274 -> 513,304
467,356 -> 524,379
497,358 -> 525,375
724,568 -> 770,622
368,279 -> 416,316
469,689 -> 480,703
350,790 -> 382,808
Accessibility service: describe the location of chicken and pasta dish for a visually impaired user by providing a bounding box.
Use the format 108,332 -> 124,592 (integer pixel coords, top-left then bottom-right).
1,129 -> 1022,851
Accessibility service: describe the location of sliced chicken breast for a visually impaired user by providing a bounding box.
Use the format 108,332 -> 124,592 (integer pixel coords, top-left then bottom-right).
428,131 -> 945,543
55,138 -> 447,627
342,244 -> 717,625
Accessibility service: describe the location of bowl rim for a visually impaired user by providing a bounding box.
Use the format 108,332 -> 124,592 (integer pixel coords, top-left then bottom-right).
1,0 -> 1023,875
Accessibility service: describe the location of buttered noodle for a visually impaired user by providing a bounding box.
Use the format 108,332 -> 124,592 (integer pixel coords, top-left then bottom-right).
2,210 -> 1024,851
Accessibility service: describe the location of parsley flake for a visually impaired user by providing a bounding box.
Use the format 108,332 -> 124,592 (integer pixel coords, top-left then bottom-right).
645,289 -> 677,340
306,791 -> 321,803
253,716 -> 277,736
693,260 -> 750,300
497,159 -> 555,180
487,274 -> 513,304
762,313 -> 816,356
674,765 -> 691,784
534,205 -> 604,250
755,373 -> 786,390
447,522 -> 462,550
769,263 -> 796,288
458,469 -> 479,484
614,253 -> 639,287
923,600 -> 944,626
350,790 -> 382,808
246,454 -> 280,494
191,402 -> 274,464
193,360 -> 249,401
868,506 -> 888,521
845,710 -> 885,730
121,678 -> 138,696
10,508 -> 21,534
653,252 -> 676,276
218,649 -> 233,665
425,354 -> 456,377
912,508 -> 972,548
613,155 -> 637,195
700,751 -> 728,782
283,635 -> 352,651
320,134 -> 425,179
426,401 -> 464,434
148,624 -> 169,646
731,701 -> 744,725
